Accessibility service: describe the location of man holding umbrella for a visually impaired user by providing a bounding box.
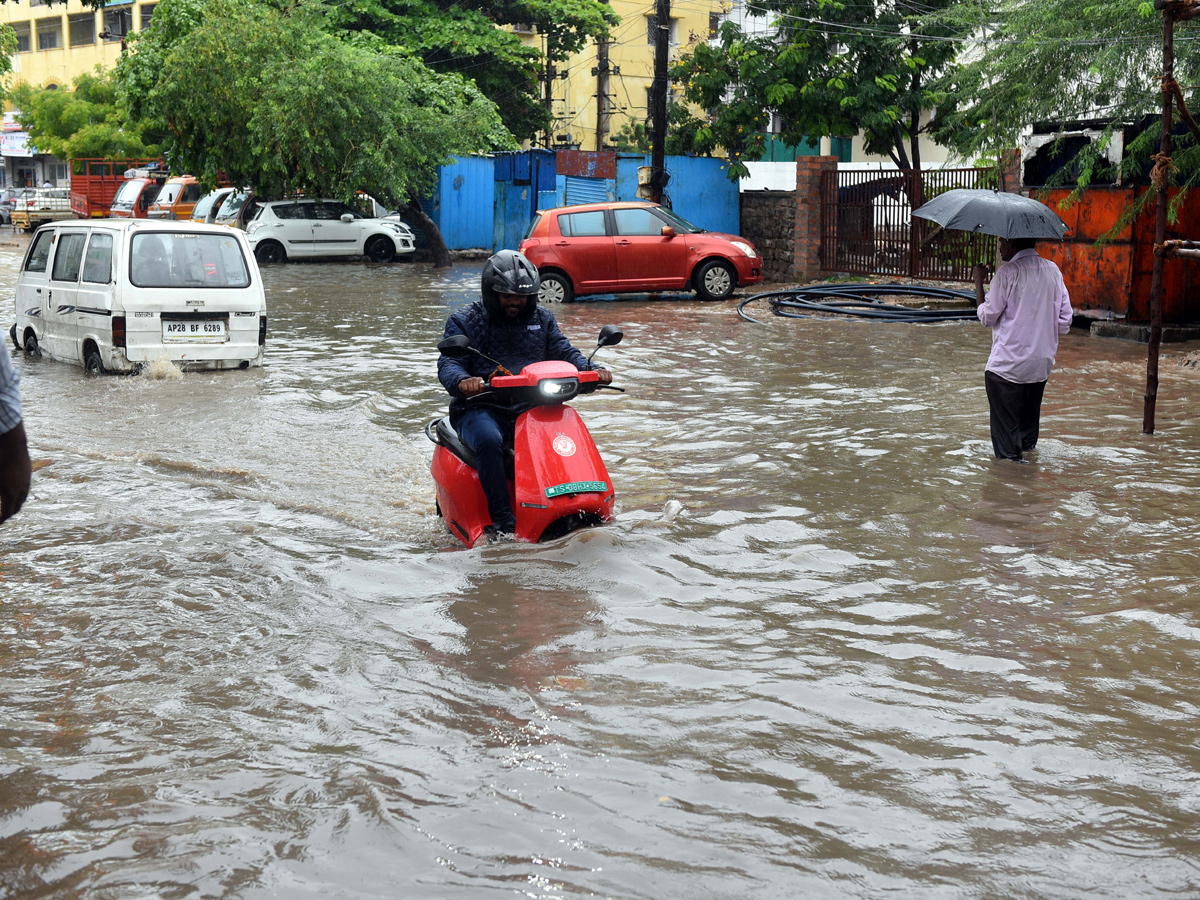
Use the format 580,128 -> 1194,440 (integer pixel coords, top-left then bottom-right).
914,189 -> 1073,463
972,239 -> 1073,462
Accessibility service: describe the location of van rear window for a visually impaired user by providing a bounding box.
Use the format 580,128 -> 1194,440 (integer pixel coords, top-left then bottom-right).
130,232 -> 251,288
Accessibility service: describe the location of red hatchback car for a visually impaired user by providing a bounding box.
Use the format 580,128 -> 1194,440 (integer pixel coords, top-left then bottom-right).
518,201 -> 763,303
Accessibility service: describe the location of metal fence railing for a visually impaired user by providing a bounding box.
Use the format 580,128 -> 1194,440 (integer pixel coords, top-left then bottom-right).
820,168 -> 998,282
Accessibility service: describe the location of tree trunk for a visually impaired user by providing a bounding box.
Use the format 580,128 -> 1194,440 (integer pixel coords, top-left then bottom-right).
401,191 -> 452,269
891,123 -> 911,171
909,42 -> 923,176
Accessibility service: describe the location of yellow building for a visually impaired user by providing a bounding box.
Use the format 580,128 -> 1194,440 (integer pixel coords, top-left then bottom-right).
1,0 -> 155,187
537,0 -> 723,152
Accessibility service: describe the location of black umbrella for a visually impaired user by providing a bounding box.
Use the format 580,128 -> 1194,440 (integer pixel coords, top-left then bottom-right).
912,188 -> 1069,240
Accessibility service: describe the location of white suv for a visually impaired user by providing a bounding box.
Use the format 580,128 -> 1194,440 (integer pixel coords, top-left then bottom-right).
245,199 -> 416,264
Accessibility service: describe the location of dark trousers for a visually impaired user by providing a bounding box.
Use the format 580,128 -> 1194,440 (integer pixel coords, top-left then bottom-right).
985,370 -> 1047,461
456,407 -> 516,531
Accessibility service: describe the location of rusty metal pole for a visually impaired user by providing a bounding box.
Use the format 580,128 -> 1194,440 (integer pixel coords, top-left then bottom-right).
649,0 -> 670,203
1144,3 -> 1175,434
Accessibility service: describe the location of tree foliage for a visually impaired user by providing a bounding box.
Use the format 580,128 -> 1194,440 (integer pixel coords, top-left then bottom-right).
116,0 -> 513,207
326,0 -> 617,142
671,0 -> 961,178
11,69 -> 157,160
0,24 -> 16,91
926,0 -> 1187,191
608,106 -> 696,155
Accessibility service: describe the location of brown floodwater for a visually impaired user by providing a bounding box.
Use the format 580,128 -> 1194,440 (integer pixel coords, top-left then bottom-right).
3,231 -> 1200,898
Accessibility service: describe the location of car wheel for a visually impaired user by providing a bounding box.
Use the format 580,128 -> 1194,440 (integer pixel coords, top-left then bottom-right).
538,271 -> 574,304
9,324 -> 17,351
255,241 -> 287,265
84,345 -> 105,375
365,235 -> 395,263
23,330 -> 40,357
694,259 -> 736,301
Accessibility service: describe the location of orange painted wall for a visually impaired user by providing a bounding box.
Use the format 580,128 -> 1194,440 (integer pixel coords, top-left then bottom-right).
1036,186 -> 1200,324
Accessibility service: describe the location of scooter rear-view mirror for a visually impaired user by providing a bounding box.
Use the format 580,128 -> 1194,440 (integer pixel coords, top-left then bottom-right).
438,335 -> 472,357
587,325 -> 623,364
596,325 -> 623,348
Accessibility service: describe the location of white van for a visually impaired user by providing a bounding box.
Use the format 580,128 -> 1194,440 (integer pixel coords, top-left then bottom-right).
10,219 -> 266,374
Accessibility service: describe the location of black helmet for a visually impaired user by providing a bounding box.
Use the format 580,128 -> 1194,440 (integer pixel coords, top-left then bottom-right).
481,249 -> 540,319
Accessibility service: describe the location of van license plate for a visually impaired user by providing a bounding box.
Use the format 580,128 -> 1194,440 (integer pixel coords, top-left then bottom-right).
162,320 -> 227,343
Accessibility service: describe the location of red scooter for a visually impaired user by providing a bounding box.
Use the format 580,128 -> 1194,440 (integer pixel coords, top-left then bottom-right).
427,325 -> 624,548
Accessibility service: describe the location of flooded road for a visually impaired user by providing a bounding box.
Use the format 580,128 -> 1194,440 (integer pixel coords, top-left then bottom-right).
4,233 -> 1200,898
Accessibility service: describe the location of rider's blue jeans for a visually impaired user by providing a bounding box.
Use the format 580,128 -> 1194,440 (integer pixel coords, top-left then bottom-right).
456,407 -> 516,531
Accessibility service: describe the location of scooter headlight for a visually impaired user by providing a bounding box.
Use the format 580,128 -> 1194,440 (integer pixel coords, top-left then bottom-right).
540,378 -> 578,397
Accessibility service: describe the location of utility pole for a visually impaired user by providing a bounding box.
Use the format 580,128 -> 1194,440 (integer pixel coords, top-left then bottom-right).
1144,0 -> 1200,432
649,0 -> 670,202
595,41 -> 610,150
544,59 -> 556,149
594,0 -> 612,151
1144,1 -> 1175,433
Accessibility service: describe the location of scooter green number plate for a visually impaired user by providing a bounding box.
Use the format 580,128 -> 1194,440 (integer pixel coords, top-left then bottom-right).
545,480 -> 608,498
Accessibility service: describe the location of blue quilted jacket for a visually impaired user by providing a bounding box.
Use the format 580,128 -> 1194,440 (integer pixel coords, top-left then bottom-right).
437,299 -> 595,421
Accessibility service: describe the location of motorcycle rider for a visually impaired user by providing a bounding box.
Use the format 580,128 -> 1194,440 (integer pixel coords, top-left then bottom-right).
437,250 -> 613,536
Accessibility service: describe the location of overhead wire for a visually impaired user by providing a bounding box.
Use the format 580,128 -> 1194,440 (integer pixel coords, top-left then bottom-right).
667,0 -> 1193,47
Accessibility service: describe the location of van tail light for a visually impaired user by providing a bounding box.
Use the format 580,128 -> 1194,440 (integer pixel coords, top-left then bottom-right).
112,316 -> 127,348
258,315 -> 267,346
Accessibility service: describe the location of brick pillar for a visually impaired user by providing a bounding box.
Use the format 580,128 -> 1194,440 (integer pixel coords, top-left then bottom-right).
794,155 -> 839,283
999,148 -> 1022,193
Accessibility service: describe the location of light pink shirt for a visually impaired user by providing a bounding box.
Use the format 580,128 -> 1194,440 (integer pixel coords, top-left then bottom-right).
977,248 -> 1073,383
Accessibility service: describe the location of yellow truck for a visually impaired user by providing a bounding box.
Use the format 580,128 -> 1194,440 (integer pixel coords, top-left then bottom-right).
11,187 -> 74,231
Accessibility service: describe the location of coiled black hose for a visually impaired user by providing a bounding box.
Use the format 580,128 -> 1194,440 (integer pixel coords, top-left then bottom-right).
738,283 -> 980,325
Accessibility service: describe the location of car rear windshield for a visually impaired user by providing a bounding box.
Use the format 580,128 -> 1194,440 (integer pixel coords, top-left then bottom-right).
523,213 -> 543,241
130,231 -> 252,289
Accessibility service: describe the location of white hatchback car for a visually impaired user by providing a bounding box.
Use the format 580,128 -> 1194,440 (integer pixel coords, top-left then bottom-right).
245,199 -> 416,264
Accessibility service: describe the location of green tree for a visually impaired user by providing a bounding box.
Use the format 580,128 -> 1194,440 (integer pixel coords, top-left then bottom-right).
610,120 -> 651,153
117,0 -> 514,265
926,0 -> 1187,211
671,0 -> 961,179
10,69 -> 157,160
326,0 -> 618,143
0,24 -> 16,91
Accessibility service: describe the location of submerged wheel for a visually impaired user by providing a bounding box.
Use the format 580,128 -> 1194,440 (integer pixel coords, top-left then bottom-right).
22,330 -> 40,357
538,271 -> 574,304
365,235 -> 395,263
254,241 -> 287,265
84,345 -> 105,375
694,259 -> 736,301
